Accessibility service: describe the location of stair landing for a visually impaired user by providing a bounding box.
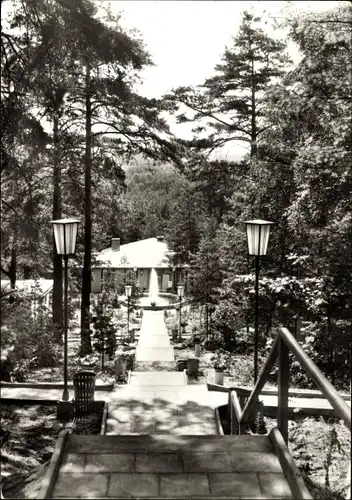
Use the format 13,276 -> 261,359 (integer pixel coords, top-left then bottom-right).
106,384 -> 219,435
50,434 -> 294,499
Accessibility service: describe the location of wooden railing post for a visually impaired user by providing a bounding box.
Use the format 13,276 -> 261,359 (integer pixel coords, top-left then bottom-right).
241,335 -> 279,426
226,387 -> 235,427
229,389 -> 238,435
278,337 -> 289,444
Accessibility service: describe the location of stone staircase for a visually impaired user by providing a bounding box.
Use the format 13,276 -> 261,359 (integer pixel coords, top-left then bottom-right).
50,433 -> 305,498
44,309 -> 311,499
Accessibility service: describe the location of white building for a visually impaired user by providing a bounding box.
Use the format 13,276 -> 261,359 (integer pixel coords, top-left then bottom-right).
1,279 -> 53,314
92,237 -> 186,294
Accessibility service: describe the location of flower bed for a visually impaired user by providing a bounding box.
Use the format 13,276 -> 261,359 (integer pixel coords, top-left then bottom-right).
0,401 -> 105,498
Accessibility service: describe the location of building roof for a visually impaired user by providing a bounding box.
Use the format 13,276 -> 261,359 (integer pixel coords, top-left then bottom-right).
1,279 -> 53,298
96,237 -> 173,269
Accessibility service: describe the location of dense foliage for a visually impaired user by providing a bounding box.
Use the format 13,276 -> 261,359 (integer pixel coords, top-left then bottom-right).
164,5 -> 352,389
1,286 -> 62,381
1,3 -> 351,389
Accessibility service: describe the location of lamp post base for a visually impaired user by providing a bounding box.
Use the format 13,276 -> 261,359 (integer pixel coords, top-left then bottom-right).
57,399 -> 74,422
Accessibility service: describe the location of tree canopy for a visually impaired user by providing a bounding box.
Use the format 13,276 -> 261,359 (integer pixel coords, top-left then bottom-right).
1,3 -> 350,386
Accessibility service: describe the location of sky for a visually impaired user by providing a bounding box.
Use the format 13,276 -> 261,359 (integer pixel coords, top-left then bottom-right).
110,0 -> 343,160
1,0 -> 344,161
113,1 -> 342,98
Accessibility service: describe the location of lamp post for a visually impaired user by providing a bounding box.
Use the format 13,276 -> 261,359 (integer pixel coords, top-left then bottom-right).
244,219 -> 273,382
125,285 -> 132,340
51,218 -> 80,401
177,284 -> 185,342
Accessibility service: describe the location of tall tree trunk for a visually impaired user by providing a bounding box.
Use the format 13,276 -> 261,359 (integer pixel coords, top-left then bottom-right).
80,63 -> 93,356
52,113 -> 63,339
8,233 -> 17,304
205,302 -> 209,338
246,253 -> 250,337
250,58 -> 257,158
9,246 -> 16,288
327,303 -> 334,385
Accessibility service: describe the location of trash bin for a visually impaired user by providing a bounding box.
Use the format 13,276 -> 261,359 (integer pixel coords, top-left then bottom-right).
73,371 -> 96,415
177,359 -> 187,371
187,358 -> 199,376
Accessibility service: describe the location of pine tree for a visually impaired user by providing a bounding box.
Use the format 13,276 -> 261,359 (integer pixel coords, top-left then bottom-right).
188,218 -> 223,337
91,294 -> 117,363
168,11 -> 290,157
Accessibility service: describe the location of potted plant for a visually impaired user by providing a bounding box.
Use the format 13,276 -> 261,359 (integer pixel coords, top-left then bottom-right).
211,349 -> 228,385
187,358 -> 199,376
169,320 -> 178,341
124,352 -> 135,371
194,335 -> 201,357
114,352 -> 128,380
150,301 -> 156,308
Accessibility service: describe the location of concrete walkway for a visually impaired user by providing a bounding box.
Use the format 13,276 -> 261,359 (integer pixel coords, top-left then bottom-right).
106,310 -> 221,435
135,310 -> 174,362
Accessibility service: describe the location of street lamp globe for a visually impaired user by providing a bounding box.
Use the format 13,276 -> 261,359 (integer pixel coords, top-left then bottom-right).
177,285 -> 185,298
244,219 -> 273,256
125,285 -> 132,297
51,219 -> 80,255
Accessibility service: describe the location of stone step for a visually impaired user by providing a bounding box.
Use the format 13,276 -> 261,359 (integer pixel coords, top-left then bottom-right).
129,371 -> 185,386
134,361 -> 177,372
52,434 -> 296,499
65,434 -> 274,453
136,346 -> 175,362
137,336 -> 171,347
108,383 -> 209,403
112,384 -> 208,394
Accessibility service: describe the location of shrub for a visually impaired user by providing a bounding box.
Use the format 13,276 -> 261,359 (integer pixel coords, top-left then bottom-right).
1,294 -> 62,380
203,338 -> 221,351
91,296 -> 117,360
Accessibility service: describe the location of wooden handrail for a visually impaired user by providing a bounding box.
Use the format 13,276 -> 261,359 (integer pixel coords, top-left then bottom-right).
279,327 -> 351,431
230,389 -> 243,435
230,326 -> 351,444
